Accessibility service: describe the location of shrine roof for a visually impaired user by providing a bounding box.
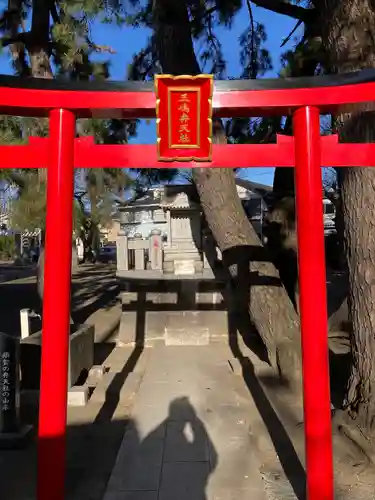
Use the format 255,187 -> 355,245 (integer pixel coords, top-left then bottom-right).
161,185 -> 199,209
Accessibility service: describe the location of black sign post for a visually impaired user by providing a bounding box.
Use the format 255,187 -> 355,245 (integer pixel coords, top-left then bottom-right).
0,331 -> 32,448
0,331 -> 20,435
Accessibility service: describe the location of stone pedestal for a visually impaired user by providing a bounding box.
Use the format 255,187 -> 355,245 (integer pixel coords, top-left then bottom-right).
163,246 -> 203,275
117,284 -> 228,347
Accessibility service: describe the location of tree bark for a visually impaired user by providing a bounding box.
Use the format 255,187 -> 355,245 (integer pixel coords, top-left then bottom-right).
317,0 -> 375,430
29,0 -> 53,79
37,246 -> 77,325
340,122 -> 375,429
267,38 -> 320,308
263,196 -> 299,311
152,0 -> 302,386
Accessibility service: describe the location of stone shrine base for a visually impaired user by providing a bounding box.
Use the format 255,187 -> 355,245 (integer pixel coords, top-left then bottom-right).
20,323 -> 95,390
0,425 -> 33,450
116,276 -> 231,347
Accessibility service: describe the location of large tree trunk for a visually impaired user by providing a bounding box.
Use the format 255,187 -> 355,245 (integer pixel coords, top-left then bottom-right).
267,40 -> 320,309
318,0 -> 375,430
263,196 -> 299,311
30,0 -> 53,182
339,118 -> 375,429
334,169 -> 346,269
29,0 -> 53,79
152,0 -> 302,386
194,163 -> 301,381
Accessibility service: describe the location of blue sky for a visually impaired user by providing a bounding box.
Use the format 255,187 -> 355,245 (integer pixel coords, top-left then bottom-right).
0,4 -> 301,186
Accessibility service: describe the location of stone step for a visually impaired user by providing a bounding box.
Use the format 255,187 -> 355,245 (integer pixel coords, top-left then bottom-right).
117,310 -> 229,347
90,372 -> 143,405
122,291 -> 225,305
103,347 -> 150,373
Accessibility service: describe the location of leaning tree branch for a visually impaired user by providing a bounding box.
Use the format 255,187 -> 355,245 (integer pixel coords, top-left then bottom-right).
251,0 -> 314,22
246,0 -> 257,79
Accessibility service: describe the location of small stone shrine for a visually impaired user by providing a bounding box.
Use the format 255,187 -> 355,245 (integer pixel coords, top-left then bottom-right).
115,181 -> 269,347
116,184 -> 213,277
160,186 -> 203,275
116,181 -> 268,278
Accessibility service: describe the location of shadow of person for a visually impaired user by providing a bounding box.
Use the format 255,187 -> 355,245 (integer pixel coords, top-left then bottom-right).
142,397 -> 218,500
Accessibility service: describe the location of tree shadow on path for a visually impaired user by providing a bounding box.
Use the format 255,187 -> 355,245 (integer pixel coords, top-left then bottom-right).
217,245 -> 306,499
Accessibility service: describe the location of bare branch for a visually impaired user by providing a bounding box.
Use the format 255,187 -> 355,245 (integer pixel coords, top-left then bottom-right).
50,2 -> 60,24
1,32 -> 28,47
251,0 -> 314,22
74,191 -> 87,201
281,19 -> 303,46
89,43 -> 116,54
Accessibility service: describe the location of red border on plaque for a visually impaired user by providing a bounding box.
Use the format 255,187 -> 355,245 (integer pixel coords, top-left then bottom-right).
155,74 -> 213,162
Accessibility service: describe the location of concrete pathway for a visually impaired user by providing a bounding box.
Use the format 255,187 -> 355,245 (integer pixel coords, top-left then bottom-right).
102,345 -> 269,500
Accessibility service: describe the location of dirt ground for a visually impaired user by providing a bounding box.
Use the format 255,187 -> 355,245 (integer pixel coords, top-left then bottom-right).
244,267 -> 375,500
0,263 -> 124,500
243,350 -> 375,500
0,263 -> 120,339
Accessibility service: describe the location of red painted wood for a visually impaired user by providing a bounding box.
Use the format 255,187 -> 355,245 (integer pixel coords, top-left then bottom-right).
294,107 -> 333,500
1,134 -> 375,169
0,79 -> 374,118
37,110 -> 75,500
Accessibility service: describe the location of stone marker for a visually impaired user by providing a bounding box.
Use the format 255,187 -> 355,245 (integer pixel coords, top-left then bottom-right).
0,332 -> 32,448
0,332 -> 19,434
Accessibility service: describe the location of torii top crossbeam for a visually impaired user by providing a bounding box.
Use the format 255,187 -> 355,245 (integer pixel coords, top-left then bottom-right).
2,71 -> 375,170
0,70 -> 375,118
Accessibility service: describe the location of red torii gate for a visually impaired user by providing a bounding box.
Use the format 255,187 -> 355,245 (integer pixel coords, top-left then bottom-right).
1,71 -> 375,500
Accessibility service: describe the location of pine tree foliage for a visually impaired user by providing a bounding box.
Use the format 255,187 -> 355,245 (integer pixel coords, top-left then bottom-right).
0,0 -> 140,229
0,0 -> 315,231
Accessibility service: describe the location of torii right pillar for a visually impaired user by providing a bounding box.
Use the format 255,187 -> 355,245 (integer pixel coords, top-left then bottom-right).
293,105 -> 334,500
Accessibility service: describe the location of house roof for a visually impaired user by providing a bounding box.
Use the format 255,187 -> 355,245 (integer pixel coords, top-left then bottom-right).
235,178 -> 273,195
115,179 -> 273,216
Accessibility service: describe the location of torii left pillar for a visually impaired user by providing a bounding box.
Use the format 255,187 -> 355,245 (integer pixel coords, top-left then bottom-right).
37,109 -> 75,500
